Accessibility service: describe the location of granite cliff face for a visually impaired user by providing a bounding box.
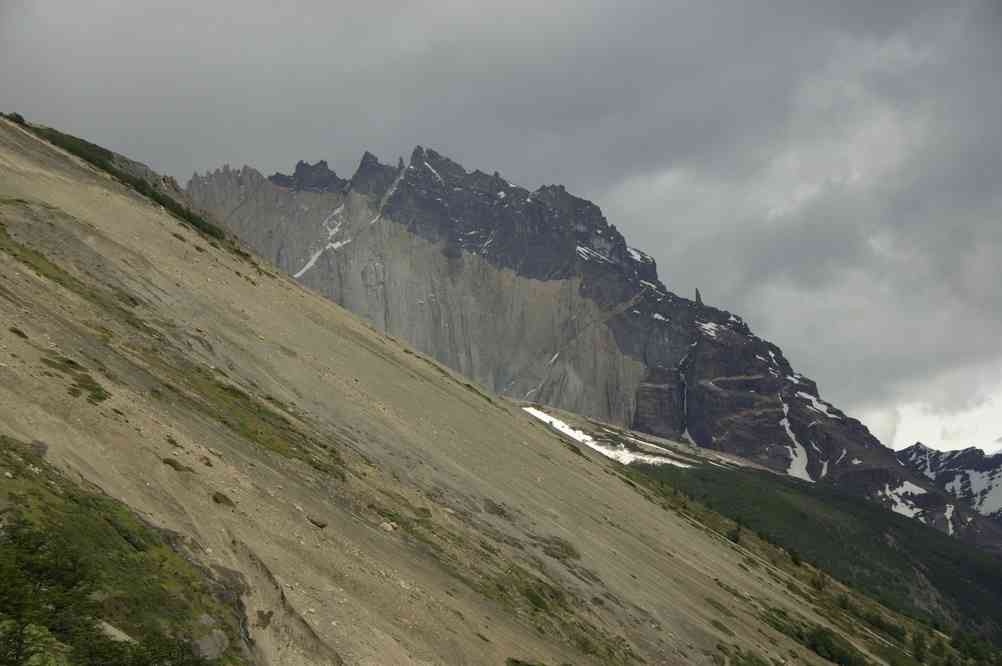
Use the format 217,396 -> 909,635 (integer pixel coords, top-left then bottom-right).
188,147 -> 997,546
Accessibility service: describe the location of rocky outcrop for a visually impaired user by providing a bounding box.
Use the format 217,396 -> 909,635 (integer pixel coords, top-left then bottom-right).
187,145 -> 995,545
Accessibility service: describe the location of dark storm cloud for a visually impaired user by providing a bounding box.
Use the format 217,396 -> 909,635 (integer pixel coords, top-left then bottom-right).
2,0 -> 999,445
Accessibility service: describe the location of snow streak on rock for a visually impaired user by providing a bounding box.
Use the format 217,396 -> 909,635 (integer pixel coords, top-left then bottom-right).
795,391 -> 842,420
947,469 -> 1002,516
523,407 -> 692,468
879,481 -> 927,518
780,401 -> 813,483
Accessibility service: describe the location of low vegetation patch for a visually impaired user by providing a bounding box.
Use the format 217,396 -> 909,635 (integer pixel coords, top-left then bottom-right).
0,211 -> 145,331
0,435 -> 247,664
163,457 -> 195,473
763,608 -> 868,666
149,358 -> 345,480
41,354 -> 112,404
629,462 -> 1002,647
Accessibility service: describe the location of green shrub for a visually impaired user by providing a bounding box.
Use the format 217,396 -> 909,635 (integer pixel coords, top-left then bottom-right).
0,436 -> 246,664
0,518 -> 212,665
805,626 -> 868,666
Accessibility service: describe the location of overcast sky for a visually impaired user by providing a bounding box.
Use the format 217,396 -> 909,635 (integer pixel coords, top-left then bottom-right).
3,1 -> 1000,452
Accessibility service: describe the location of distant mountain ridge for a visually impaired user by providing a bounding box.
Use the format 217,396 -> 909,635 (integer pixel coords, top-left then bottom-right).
188,146 -> 1002,551
268,159 -> 348,193
899,442 -> 1002,522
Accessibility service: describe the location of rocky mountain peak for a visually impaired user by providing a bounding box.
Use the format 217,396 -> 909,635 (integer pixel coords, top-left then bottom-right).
898,442 -> 1002,522
350,151 -> 402,196
268,159 -> 347,192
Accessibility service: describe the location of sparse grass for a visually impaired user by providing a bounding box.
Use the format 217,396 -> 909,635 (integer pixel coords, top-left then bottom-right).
0,211 -> 145,331
148,356 -> 345,480
539,535 -> 580,561
710,618 -> 735,637
482,565 -> 638,664
704,597 -> 736,619
41,354 -> 111,404
4,196 -> 342,477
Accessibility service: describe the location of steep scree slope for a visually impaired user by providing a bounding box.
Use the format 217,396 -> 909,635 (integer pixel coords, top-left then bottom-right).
0,116 -> 946,664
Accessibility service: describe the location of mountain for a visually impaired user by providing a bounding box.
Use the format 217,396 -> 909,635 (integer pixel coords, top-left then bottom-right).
900,443 -> 1002,522
13,113 -> 993,664
187,147 -> 1000,549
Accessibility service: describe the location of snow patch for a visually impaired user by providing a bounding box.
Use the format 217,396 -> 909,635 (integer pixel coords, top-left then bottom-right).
576,245 -> 613,263
292,239 -> 353,278
522,407 -> 692,468
780,401 -> 813,483
628,247 -> 652,263
293,205 -> 350,278
293,247 -> 326,279
946,469 -> 1002,516
696,321 -> 723,339
880,481 -> 927,518
851,458 -> 863,465
652,313 -> 668,322
424,161 -> 444,183
796,391 -> 842,419
944,504 -> 955,535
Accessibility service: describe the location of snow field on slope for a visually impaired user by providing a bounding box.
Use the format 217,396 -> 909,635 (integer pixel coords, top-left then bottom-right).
522,407 -> 692,468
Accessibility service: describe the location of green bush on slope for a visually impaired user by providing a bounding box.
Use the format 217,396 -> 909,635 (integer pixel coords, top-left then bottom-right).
0,436 -> 245,665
